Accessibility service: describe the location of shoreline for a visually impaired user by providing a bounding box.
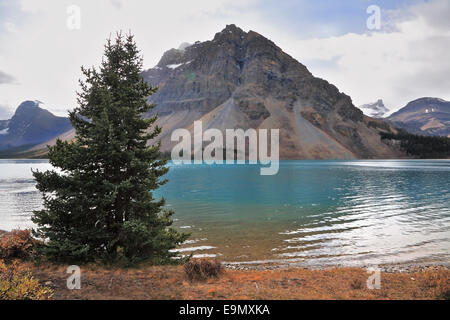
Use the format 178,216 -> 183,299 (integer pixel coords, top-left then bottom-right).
2,229 -> 448,274
223,261 -> 450,273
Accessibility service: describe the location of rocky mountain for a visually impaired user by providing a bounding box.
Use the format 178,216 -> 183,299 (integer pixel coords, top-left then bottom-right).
0,100 -> 72,150
387,98 -> 450,137
359,99 -> 389,118
141,24 -> 401,159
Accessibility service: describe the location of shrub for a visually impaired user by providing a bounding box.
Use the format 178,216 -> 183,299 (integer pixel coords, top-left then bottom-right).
184,259 -> 224,282
0,229 -> 38,261
0,260 -> 53,300
437,289 -> 450,300
350,278 -> 364,290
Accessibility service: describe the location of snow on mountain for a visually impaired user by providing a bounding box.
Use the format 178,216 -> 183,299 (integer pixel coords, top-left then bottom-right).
359,99 -> 390,118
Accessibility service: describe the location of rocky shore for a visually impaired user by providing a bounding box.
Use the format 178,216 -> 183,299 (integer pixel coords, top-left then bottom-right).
223,261 -> 450,273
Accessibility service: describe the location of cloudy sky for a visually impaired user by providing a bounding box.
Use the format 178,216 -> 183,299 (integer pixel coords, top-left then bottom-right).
0,0 -> 449,118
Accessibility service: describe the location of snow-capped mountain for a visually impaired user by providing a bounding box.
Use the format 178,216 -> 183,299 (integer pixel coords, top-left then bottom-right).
359,99 -> 390,118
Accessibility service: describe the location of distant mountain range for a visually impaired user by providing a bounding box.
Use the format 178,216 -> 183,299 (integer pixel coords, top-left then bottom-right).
386,98 -> 450,137
359,100 -> 390,118
0,101 -> 72,151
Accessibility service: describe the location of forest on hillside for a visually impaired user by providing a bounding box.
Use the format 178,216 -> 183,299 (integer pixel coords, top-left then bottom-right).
381,130 -> 450,158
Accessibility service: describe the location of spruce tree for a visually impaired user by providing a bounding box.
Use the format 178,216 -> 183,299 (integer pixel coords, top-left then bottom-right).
32,33 -> 189,264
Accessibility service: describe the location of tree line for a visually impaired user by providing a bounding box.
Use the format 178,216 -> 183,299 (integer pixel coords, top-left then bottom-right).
380,129 -> 450,158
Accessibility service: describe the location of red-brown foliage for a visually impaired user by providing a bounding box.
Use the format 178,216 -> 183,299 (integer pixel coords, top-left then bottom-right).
0,229 -> 37,261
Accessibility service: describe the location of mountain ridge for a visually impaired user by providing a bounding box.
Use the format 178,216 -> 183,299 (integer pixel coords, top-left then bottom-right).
387,97 -> 450,137
0,100 -> 72,150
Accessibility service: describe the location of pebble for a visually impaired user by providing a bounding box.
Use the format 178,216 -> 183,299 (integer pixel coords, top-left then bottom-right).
223,262 -> 449,273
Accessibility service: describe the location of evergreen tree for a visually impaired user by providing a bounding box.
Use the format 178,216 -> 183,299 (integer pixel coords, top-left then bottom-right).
32,33 -> 189,264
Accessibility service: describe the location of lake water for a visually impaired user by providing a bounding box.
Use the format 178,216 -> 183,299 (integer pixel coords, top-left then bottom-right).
1,159 -> 449,268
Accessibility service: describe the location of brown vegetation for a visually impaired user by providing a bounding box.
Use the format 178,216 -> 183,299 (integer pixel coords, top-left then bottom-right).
10,260 -> 448,300
0,229 -> 37,261
0,231 -> 448,300
0,260 -> 53,300
184,259 -> 224,282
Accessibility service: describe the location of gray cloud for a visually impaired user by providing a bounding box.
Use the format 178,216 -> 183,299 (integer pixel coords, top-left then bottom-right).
413,0 -> 450,31
109,0 -> 123,9
0,70 -> 16,85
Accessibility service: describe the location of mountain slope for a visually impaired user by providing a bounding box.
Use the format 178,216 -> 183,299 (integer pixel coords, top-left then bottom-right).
387,98 -> 450,137
142,24 -> 401,159
0,100 -> 72,150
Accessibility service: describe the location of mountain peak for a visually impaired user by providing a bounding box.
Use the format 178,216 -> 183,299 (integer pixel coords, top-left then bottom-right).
0,100 -> 72,150
408,97 -> 448,105
17,100 -> 39,108
221,24 -> 245,34
359,99 -> 389,118
213,24 -> 247,41
14,100 -> 41,117
139,25 -> 403,159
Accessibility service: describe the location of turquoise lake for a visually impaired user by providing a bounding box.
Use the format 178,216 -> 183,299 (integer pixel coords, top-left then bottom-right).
1,159 -> 449,267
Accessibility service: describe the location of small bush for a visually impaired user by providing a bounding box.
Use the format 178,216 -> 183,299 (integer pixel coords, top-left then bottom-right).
184,259 -> 224,282
350,278 -> 364,290
0,260 -> 53,300
0,229 -> 37,261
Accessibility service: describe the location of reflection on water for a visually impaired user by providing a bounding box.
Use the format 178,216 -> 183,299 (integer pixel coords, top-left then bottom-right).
1,159 -> 449,267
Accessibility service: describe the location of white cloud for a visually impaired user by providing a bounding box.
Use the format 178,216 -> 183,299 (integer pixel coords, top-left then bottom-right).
0,103 -> 13,119
0,0 -> 449,115
282,0 -> 450,112
0,0 -> 259,115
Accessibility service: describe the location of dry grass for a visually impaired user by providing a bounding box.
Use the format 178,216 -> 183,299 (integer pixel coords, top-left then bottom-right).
8,260 -> 447,300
